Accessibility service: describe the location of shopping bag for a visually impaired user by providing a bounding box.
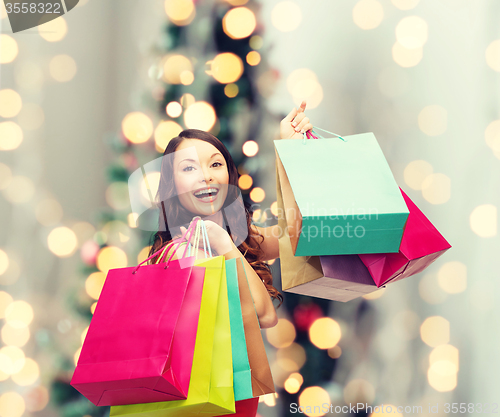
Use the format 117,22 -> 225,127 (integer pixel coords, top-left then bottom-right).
111,220 -> 235,417
274,128 -> 409,256
70,221 -> 204,406
235,258 -> 275,396
277,165 -> 381,302
359,188 -> 451,287
225,258 -> 253,401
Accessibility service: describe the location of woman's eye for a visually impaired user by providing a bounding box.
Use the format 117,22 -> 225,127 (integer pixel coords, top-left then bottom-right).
212,162 -> 223,168
182,165 -> 195,172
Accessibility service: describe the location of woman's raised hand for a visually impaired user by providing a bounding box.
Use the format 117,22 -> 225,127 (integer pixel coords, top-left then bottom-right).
180,219 -> 233,256
280,100 -> 314,139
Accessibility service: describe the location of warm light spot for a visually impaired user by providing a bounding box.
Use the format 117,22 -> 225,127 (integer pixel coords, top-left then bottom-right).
328,345 -> 342,359
392,42 -> 423,67
246,51 -> 261,66
47,227 -> 78,257
485,40 -> 500,72
24,385 -> 49,412
284,372 -> 303,394
0,256 -> 20,286
162,55 -> 193,84
391,0 -> 420,9
184,101 -> 216,131
404,160 -> 433,190
225,0 -> 248,5
122,112 -> 153,144
105,182 -> 130,211
271,1 -> 302,32
277,343 -> 306,369
180,93 -> 195,108
3,176 -> 35,204
262,393 -> 277,407
166,101 -> 182,118
309,317 -> 341,349
420,316 -> 450,347
238,174 -> 253,190
4,301 -> 33,330
437,261 -> 466,294
396,16 -> 428,49
81,326 -> 89,344
369,404 -> 402,416
180,71 -> 194,85
35,199 -> 63,226
298,387 -> 330,416
344,379 -> 376,405
49,55 -> 77,82
418,105 -> 447,136
286,68 -> 323,109
223,7 -> 256,39
362,287 -> 386,300
11,358 -> 39,386
0,89 -> 22,118
0,35 -> 18,64
137,246 -> 152,264
211,53 -> 244,84
485,120 -> 500,152
224,83 -> 239,98
270,201 -> 278,216
0,251 -> 8,276
96,246 -> 128,273
85,272 -> 106,300
139,170 -> 160,203
430,344 -> 459,371
266,318 -> 296,348
470,204 -> 497,237
38,16 -> 67,42
17,103 -> 45,131
1,323 -> 30,347
0,121 -> 23,151
164,0 -> 195,26
249,35 -> 263,50
252,209 -> 261,223
250,187 -> 265,203
0,164 -> 12,190
353,0 -> 384,30
128,212 -> 139,228
0,391 -> 25,417
90,302 -> 97,315
421,173 -> 451,204
0,346 -> 25,374
98,221 -> 130,246
242,140 -> 259,157
74,347 -> 81,366
427,361 -> 457,392
154,120 -> 183,152
0,292 -> 13,318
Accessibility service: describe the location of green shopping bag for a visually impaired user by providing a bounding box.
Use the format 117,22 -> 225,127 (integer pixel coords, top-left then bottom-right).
225,258 -> 253,401
274,128 -> 409,256
110,221 -> 235,417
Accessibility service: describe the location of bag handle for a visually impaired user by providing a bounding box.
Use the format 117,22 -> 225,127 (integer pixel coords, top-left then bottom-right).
302,126 -> 346,144
155,217 -> 202,266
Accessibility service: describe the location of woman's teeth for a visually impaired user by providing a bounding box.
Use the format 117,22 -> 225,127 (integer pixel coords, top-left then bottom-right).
194,188 -> 219,200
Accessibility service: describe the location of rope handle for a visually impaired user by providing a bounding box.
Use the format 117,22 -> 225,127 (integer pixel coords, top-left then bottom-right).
302,126 -> 346,144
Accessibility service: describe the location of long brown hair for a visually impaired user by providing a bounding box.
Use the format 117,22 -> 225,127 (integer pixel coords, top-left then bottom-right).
148,129 -> 283,307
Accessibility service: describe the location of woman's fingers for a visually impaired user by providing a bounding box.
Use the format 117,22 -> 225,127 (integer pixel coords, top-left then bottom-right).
294,116 -> 310,132
282,106 -> 298,123
291,113 -> 306,129
297,100 -> 307,113
301,122 -> 313,134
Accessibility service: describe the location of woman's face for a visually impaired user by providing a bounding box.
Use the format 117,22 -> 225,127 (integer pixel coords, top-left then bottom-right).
173,139 -> 229,217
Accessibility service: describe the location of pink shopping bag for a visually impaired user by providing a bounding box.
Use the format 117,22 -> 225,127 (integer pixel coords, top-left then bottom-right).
359,188 -> 451,287
71,222 -> 205,406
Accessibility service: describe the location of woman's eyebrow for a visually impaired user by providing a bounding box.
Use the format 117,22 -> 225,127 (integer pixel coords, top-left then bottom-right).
179,158 -> 196,163
211,152 -> 222,158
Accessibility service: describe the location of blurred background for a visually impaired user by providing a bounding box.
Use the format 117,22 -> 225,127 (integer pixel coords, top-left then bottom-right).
0,0 -> 499,416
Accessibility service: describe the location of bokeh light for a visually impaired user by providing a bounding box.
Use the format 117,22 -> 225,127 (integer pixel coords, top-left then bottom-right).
429,344 -> 459,371
122,112 -> 153,144
85,272 -> 106,300
0,292 -> 13,318
266,318 -> 296,348
38,16 -> 67,42
47,227 -> 78,257
353,0 -> 384,30
4,301 -> 33,329
277,342 -> 306,370
421,173 -> 451,204
223,7 -> 256,39
485,120 -> 500,152
35,199 -> 63,226
391,0 -> 420,10
0,89 -> 22,118
0,164 -> 12,190
184,101 -> 216,131
211,53 -> 244,84
404,160 -> 433,190
427,361 -> 457,392
328,345 -> 342,359
271,1 -> 302,32
0,35 -> 18,64
396,16 -> 428,49
96,246 -> 128,273
242,140 -> 259,157
1,323 -> 30,347
362,287 -> 386,300
418,105 -> 447,136
17,103 -> 45,131
166,101 -> 182,118
238,174 -> 253,190
180,93 -> 195,108
0,121 -> 23,151
485,39 -> 500,72
249,35 -> 263,49
162,54 -> 193,84
270,201 -> 278,216
25,385 -> 49,412
0,346 -> 25,374
370,404 -> 403,416
0,251 -> 8,276
137,246 -> 152,264
2,176 -> 35,204
0,391 -> 25,417
250,187 -> 265,203
392,42 -> 423,67
470,204 -> 497,237
164,0 -> 195,26
105,182 -> 130,211
344,379 -> 376,404
224,83 -> 239,98
180,71 -> 194,85
437,261 -> 467,294
246,51 -> 261,66
309,317 -> 341,349
225,0 -> 248,5
11,358 -> 39,386
284,372 -> 303,394
420,316 -> 450,347
298,386 -> 330,417
154,120 -> 183,152
286,68 -> 323,109
49,55 -> 77,82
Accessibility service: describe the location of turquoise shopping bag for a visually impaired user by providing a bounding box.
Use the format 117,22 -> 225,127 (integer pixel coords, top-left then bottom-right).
274,129 -> 409,256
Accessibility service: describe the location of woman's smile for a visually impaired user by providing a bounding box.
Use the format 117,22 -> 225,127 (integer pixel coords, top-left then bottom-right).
192,186 -> 220,203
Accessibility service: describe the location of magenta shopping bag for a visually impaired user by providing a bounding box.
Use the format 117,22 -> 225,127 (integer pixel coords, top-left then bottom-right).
359,189 -> 451,287
71,224 -> 205,406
